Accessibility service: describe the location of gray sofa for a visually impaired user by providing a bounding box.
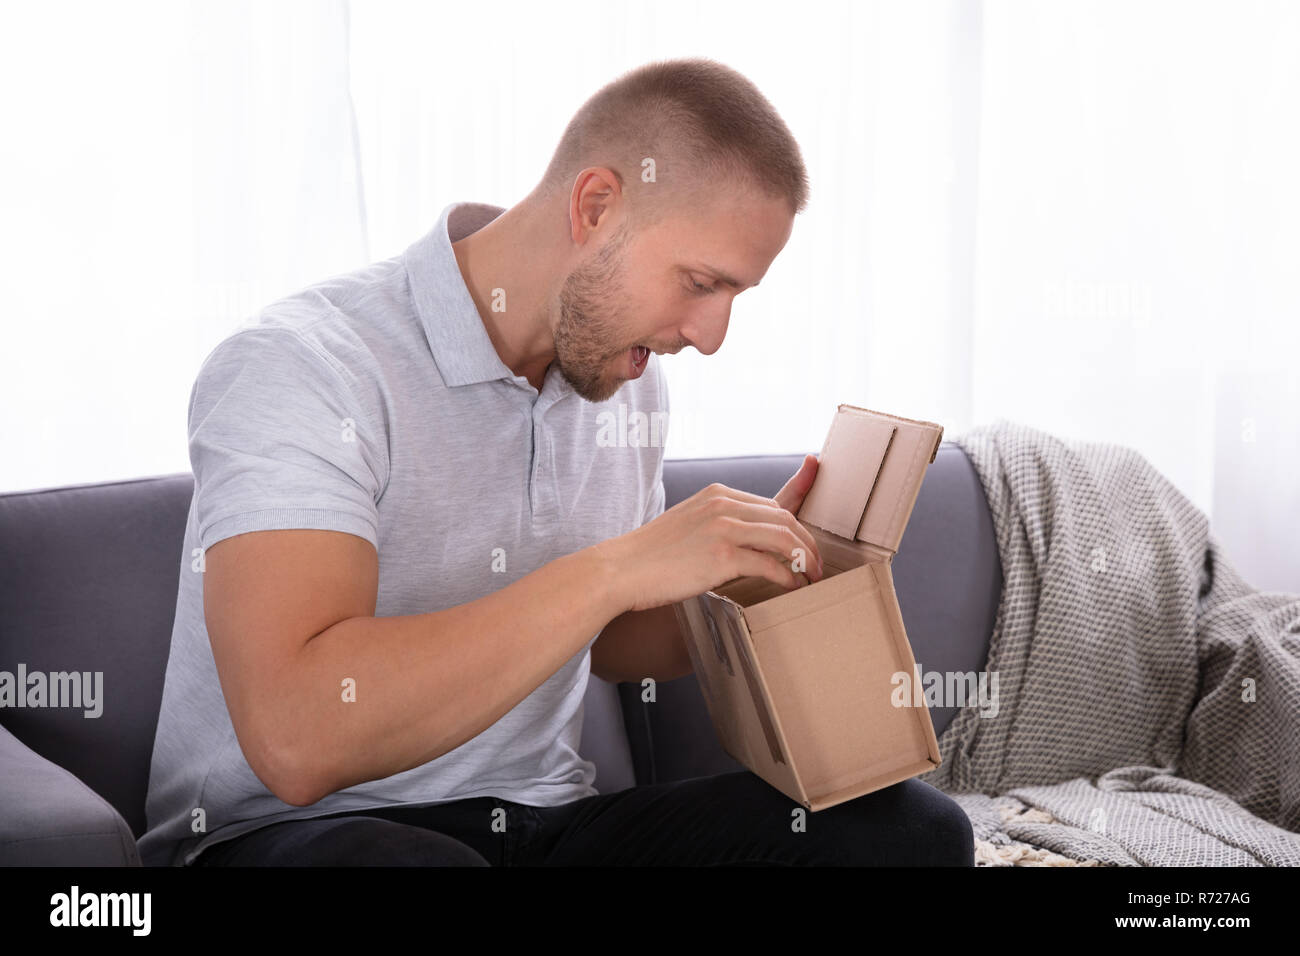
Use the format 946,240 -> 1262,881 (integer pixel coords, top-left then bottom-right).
0,445 -> 1001,865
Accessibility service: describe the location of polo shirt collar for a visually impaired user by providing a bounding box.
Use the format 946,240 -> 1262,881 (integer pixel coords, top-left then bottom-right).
405,201 -> 525,388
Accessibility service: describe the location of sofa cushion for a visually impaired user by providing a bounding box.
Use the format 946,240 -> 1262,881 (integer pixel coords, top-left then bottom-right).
0,722 -> 138,865
578,675 -> 637,793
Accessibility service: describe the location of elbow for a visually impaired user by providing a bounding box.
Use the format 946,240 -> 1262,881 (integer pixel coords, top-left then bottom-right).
269,771 -> 324,809
270,743 -> 328,808
244,724 -> 326,808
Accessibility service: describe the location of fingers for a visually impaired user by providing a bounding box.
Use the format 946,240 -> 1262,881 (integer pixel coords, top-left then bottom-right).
729,546 -> 807,592
773,454 -> 819,514
716,516 -> 823,582
703,476 -> 816,524
704,495 -> 823,578
701,482 -> 784,508
740,505 -> 823,578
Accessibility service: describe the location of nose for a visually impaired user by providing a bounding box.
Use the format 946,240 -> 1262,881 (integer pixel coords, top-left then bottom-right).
679,302 -> 732,357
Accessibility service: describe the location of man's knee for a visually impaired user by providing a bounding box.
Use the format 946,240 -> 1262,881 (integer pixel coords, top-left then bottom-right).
811,778 -> 975,866
902,781 -> 974,866
702,771 -> 974,866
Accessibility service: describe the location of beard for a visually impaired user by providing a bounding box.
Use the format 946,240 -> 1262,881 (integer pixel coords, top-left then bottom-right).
553,221 -> 637,403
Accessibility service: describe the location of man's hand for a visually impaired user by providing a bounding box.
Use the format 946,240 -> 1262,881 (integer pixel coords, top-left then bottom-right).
596,454 -> 823,614
773,452 -> 820,515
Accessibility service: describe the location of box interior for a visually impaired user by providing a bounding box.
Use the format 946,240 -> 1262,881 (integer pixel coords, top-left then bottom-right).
713,522 -> 893,610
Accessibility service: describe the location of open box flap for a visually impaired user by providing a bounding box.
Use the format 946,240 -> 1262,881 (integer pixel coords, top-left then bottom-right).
796,404 -> 943,554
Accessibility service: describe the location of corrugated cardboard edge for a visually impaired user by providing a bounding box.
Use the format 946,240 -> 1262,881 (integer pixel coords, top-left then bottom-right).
872,560 -> 942,769
838,404 -> 944,553
673,598 -> 750,770
675,594 -> 814,807
708,591 -> 815,809
796,413 -> 896,541
838,403 -> 944,463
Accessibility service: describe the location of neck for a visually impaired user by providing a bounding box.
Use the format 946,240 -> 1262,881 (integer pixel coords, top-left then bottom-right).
451,194 -> 564,390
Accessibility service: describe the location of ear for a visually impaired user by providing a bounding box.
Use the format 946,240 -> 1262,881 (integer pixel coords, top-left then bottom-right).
569,167 -> 624,245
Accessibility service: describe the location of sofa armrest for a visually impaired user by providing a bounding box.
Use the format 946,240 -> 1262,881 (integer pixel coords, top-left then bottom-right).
0,722 -> 139,865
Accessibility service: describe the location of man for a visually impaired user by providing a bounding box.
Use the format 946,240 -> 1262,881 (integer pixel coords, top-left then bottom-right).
138,57 -> 974,866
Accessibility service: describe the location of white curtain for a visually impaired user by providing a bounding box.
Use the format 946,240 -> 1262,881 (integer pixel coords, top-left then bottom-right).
970,0 -> 1300,594
1,0 -> 1295,590
0,0 -> 365,489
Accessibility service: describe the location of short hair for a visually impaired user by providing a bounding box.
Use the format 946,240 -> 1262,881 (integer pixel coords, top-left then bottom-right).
535,57 -> 809,229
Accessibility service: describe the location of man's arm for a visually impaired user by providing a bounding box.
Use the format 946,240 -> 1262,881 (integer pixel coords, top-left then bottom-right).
590,604 -> 692,684
205,528 -> 625,808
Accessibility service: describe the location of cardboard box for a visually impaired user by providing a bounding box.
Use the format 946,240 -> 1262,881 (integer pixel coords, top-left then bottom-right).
672,404 -> 945,811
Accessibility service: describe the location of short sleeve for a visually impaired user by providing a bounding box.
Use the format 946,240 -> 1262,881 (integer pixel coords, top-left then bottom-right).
187,327 -> 386,552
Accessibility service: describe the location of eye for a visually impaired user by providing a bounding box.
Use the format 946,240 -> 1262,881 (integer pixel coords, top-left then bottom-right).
687,277 -> 717,296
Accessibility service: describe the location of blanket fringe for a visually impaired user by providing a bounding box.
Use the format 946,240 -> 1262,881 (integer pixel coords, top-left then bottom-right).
974,838 -> 1103,866
970,802 -> 1106,866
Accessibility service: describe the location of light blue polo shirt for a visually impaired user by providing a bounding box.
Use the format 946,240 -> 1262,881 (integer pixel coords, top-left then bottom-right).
138,201 -> 669,866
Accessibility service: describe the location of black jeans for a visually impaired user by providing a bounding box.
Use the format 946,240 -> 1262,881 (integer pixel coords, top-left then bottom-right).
191,771 -> 974,866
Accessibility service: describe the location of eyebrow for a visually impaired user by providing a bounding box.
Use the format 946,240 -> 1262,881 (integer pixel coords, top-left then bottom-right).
694,265 -> 759,290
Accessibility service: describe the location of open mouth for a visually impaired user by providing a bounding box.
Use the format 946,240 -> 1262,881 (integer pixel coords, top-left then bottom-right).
627,345 -> 650,378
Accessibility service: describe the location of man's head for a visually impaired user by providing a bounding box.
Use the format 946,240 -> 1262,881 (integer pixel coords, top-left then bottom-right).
534,58 -> 809,403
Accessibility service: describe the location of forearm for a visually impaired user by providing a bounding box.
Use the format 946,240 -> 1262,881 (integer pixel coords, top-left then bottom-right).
265,545 -> 625,805
591,603 -> 693,684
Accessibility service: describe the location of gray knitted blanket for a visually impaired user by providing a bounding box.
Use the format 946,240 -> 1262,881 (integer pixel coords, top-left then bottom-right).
916,420 -> 1300,866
